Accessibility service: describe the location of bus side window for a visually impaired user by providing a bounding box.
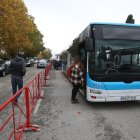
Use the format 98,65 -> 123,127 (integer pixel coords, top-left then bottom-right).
79,47 -> 86,61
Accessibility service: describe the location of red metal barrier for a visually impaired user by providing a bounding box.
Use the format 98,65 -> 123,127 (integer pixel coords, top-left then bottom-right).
0,64 -> 52,140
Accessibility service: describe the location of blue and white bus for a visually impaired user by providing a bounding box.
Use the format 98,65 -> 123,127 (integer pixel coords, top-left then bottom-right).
67,22 -> 140,102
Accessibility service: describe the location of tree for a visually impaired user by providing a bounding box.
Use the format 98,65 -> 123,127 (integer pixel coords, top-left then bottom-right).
38,48 -> 52,60
60,50 -> 67,61
126,14 -> 135,24
67,37 -> 79,57
0,0 -> 34,57
24,16 -> 45,57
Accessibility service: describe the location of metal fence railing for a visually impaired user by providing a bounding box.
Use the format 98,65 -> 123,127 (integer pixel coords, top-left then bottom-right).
0,64 -> 52,140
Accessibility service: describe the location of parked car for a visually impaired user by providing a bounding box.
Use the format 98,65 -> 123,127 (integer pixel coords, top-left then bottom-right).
37,59 -> 47,68
25,59 -> 34,67
34,59 -> 38,64
0,59 -> 11,77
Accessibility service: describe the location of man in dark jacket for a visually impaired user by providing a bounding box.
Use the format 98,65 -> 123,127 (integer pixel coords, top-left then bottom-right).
8,52 -> 26,103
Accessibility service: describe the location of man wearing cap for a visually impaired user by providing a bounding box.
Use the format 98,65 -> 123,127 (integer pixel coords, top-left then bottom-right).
8,52 -> 26,103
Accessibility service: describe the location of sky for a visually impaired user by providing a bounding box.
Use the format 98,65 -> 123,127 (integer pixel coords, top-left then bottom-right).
24,0 -> 140,55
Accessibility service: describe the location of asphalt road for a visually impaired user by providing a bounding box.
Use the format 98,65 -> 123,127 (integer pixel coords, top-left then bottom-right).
21,70 -> 140,140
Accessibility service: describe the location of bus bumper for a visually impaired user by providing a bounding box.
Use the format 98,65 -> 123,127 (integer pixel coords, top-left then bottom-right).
87,94 -> 140,102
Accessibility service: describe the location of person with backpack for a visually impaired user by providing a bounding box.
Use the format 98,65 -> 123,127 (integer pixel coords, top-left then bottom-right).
8,52 -> 26,103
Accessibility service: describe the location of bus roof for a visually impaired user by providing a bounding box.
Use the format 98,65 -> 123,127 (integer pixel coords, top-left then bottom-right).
78,22 -> 140,43
90,22 -> 140,27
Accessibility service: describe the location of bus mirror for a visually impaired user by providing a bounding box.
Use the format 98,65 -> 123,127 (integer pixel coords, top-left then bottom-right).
86,38 -> 94,51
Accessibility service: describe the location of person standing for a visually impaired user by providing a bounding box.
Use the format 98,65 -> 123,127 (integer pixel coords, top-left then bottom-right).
70,56 -> 84,103
8,52 -> 26,103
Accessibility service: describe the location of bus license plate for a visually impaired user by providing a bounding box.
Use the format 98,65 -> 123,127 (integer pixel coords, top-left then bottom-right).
121,96 -> 136,101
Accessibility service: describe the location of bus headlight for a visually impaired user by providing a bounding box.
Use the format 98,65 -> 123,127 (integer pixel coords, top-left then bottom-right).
90,89 -> 102,94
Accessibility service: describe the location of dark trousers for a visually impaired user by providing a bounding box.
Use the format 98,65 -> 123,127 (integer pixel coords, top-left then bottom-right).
71,84 -> 80,100
11,76 -> 23,102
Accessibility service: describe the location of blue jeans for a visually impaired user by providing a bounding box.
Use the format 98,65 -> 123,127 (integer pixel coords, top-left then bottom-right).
11,75 -> 23,102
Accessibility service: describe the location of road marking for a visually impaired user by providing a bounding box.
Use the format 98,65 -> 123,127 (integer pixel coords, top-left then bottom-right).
33,91 -> 44,114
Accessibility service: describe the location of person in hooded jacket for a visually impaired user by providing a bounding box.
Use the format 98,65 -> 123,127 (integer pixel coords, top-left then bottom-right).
8,52 -> 26,103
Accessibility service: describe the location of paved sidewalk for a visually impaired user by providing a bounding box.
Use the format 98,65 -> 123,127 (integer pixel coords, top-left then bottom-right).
23,70 -> 96,140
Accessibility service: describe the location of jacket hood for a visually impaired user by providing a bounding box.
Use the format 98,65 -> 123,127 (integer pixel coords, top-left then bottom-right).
15,55 -> 23,62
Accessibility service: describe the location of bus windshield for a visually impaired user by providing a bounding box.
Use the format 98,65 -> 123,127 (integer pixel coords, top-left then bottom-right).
88,39 -> 140,82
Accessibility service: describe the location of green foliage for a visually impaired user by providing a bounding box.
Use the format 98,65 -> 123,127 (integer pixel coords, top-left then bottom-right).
0,0 -> 34,57
126,14 -> 135,24
0,51 -> 10,59
0,0 -> 46,58
39,48 -> 52,59
60,50 -> 67,61
67,37 -> 79,57
24,16 -> 45,57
